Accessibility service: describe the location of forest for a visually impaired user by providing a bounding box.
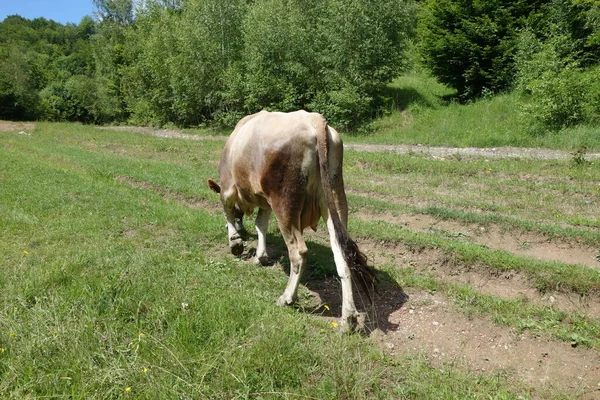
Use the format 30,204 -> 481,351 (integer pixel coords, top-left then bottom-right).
1,0 -> 599,133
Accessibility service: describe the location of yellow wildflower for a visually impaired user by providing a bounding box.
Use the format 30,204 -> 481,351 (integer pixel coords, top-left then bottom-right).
141,367 -> 148,373
125,387 -> 131,393
324,305 -> 330,311
331,321 -> 338,328
23,251 -> 29,255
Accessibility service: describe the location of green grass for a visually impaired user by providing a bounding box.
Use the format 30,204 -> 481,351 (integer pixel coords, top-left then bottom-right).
349,72 -> 600,152
1,123 -> 535,399
3,70 -> 600,398
344,149 -> 600,237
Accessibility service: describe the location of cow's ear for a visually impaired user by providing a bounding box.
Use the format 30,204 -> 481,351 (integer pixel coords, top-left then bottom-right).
207,179 -> 221,194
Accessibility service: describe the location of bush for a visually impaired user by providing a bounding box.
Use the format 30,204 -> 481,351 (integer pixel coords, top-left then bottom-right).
515,28 -> 600,133
40,75 -> 119,124
237,0 -> 416,130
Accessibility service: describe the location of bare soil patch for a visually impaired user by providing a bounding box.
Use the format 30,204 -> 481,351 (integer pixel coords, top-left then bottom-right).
298,230 -> 600,397
345,142 -> 600,161
260,215 -> 600,396
101,125 -> 600,161
355,210 -> 600,269
371,290 -> 600,399
0,121 -> 35,132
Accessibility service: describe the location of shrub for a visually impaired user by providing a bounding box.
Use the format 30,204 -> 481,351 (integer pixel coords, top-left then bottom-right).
40,75 -> 119,124
515,28 -> 600,133
237,0 -> 416,130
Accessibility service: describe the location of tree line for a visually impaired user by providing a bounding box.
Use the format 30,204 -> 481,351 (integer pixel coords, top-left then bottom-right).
1,0 -> 599,132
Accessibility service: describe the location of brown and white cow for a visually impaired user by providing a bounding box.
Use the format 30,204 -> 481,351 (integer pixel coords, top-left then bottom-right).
208,110 -> 376,332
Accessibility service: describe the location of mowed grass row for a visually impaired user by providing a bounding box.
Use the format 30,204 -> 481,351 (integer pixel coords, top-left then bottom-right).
344,149 -> 600,233
339,149 -> 600,349
1,124 -> 531,399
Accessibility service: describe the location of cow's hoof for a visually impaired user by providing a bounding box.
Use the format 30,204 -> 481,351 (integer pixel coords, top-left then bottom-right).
256,254 -> 269,266
230,239 -> 244,256
339,312 -> 366,334
276,295 -> 295,307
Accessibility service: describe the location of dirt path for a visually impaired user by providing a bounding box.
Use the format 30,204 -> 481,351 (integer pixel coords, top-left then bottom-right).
101,125 -> 600,161
353,209 -> 600,269
3,121 -> 600,160
299,219 -> 600,399
345,143 -> 600,161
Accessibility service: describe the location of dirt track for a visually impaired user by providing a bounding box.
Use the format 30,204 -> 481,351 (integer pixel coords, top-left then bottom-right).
5,123 -> 600,161
99,125 -> 600,161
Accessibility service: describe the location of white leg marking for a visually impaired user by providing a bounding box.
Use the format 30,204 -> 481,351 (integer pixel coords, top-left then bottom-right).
277,234 -> 308,306
225,207 -> 244,256
255,208 -> 271,265
326,215 -> 358,332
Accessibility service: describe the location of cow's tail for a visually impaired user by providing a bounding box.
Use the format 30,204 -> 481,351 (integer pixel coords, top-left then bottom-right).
314,116 -> 377,299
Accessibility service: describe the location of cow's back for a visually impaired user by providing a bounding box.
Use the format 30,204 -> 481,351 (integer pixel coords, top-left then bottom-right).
221,110 -> 324,229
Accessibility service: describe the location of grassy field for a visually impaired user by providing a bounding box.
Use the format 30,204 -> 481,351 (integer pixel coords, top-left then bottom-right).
352,73 -> 600,152
1,113 -> 599,398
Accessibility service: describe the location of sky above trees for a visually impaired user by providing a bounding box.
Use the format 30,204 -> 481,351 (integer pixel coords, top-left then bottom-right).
0,0 -> 94,25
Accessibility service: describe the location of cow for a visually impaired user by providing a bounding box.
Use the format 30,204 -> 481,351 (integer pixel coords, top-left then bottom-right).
207,110 -> 376,332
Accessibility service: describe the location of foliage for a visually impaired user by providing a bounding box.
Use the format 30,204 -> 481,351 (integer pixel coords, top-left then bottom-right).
418,0 -> 600,101
121,0 -> 416,130
0,15 -> 97,121
0,0 -> 415,129
418,0 -> 548,100
2,0 -> 600,135
515,17 -> 600,133
122,0 -> 248,126
40,75 -> 120,123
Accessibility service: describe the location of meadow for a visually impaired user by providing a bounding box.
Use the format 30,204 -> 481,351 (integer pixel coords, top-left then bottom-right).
1,84 -> 600,398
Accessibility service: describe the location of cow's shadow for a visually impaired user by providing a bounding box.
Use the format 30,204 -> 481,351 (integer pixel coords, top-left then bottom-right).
242,232 -> 408,334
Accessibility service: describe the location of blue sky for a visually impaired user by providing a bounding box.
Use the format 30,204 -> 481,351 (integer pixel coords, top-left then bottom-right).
0,0 -> 95,25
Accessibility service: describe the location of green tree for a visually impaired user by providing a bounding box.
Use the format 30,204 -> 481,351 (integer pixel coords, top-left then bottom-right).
122,0 -> 247,126
419,0 -> 549,99
0,15 -> 97,121
240,0 -> 416,129
514,1 -> 600,133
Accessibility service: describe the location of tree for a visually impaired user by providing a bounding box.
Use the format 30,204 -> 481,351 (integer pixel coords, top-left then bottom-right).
419,0 -> 549,99
240,0 -> 416,129
92,0 -> 134,26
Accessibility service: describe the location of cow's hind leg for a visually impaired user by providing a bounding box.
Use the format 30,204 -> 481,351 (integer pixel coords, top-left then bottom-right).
322,206 -> 360,333
276,226 -> 308,306
254,207 -> 271,265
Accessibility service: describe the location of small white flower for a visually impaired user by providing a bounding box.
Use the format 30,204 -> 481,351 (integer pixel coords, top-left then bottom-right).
181,302 -> 189,310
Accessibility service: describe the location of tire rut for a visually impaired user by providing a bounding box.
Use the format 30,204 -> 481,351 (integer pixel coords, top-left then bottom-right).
297,218 -> 600,397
